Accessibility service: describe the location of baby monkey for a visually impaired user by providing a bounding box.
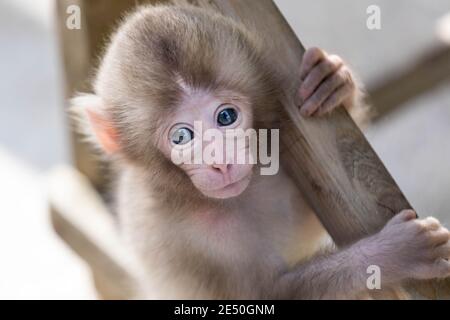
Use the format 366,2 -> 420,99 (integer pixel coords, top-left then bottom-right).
72,5 -> 450,299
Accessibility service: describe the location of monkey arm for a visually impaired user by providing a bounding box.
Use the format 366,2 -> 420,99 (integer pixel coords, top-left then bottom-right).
275,240 -> 371,299
275,210 -> 450,299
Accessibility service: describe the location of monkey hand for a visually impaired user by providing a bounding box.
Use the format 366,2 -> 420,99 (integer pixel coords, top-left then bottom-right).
297,47 -> 356,117
357,209 -> 450,285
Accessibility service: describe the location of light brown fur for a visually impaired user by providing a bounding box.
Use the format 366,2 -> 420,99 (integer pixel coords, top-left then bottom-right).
72,5 -> 450,299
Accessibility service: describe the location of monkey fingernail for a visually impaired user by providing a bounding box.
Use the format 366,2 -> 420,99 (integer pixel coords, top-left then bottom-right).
299,106 -> 308,116
300,105 -> 314,117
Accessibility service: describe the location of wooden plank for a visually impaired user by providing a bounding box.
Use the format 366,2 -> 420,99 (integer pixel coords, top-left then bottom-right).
369,12 -> 450,121
48,166 -> 140,299
56,0 -> 156,190
369,43 -> 450,121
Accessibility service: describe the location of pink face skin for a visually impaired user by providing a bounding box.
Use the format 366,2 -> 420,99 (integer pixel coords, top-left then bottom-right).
159,90 -> 254,199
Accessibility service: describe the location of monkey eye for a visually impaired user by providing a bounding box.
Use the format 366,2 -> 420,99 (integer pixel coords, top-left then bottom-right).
170,127 -> 194,145
217,107 -> 238,127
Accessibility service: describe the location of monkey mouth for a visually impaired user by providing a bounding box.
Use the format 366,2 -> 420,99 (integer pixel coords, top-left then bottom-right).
214,171 -> 253,191
203,172 -> 252,199
221,177 -> 249,191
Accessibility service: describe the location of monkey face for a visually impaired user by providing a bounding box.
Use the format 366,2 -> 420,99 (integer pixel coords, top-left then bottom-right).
159,90 -> 255,199
75,5 -> 284,202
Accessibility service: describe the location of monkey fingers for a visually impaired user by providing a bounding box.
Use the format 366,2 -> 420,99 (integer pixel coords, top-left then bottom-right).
300,71 -> 344,116
299,55 -> 342,101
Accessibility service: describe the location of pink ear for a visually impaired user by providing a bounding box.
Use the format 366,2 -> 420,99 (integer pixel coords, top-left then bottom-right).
86,108 -> 120,154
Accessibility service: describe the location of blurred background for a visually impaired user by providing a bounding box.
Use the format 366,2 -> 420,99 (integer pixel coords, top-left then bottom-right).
0,0 -> 449,299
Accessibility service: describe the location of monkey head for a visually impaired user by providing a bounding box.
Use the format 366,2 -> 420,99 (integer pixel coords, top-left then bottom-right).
72,5 -> 281,201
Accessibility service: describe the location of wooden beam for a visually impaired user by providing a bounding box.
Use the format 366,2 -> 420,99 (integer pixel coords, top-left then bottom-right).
369,12 -> 450,121
48,166 -> 140,299
56,0 -> 157,190
369,42 -> 450,121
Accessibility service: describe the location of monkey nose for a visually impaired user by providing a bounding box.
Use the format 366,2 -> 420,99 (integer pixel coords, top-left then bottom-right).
212,163 -> 231,175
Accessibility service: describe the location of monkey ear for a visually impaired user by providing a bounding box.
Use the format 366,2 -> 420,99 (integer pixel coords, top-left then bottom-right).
70,93 -> 120,154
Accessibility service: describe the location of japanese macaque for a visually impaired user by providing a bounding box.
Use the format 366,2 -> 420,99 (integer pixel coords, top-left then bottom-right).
72,5 -> 450,299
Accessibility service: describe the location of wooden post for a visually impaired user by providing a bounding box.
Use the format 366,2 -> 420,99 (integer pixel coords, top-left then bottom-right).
56,0 -> 157,190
